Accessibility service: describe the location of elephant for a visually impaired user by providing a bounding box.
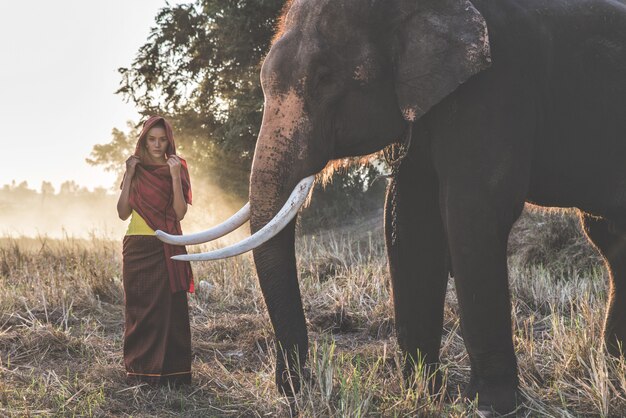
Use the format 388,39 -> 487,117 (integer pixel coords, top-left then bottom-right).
158,0 -> 626,414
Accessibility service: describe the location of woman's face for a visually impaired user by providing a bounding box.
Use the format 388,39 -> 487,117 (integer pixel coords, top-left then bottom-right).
144,126 -> 169,163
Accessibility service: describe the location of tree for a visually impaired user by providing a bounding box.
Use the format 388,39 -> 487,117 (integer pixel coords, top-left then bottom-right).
114,0 -> 286,194
86,122 -> 139,187
41,181 -> 55,195
59,180 -> 81,196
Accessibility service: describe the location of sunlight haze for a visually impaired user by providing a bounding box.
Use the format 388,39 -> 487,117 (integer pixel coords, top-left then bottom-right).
0,0 -> 187,191
0,1 -> 251,238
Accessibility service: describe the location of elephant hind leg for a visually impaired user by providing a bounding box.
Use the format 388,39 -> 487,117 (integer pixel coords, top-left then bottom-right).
580,212 -> 626,357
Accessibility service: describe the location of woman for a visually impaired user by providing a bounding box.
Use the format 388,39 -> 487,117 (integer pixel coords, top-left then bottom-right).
117,116 -> 194,385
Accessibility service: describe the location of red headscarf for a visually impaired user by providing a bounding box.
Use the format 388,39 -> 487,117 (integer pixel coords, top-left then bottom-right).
127,116 -> 194,293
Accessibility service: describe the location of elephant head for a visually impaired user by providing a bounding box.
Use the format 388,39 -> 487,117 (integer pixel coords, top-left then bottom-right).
158,0 -> 491,395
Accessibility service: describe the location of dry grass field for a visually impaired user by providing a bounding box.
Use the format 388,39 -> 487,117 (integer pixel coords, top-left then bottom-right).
0,208 -> 624,417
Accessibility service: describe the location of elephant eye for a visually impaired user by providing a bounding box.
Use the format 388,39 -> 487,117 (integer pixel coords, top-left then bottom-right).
315,66 -> 333,86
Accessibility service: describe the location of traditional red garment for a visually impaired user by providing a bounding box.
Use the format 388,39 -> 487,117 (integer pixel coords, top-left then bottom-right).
127,116 -> 194,293
123,235 -> 192,385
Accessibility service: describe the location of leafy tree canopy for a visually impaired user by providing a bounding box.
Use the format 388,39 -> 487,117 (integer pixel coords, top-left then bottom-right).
120,1 -> 283,162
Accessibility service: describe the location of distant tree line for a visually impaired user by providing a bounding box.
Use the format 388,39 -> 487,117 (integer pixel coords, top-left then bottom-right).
88,0 -> 387,231
0,180 -> 122,238
1,180 -> 110,197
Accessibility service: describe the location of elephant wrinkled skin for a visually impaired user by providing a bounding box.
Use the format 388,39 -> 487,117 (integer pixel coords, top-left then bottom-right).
244,0 -> 626,414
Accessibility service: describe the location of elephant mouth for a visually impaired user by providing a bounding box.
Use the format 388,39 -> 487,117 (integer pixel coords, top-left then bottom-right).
155,175 -> 316,261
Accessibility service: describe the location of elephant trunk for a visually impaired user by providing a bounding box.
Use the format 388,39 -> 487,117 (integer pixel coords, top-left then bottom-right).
249,96 -> 328,395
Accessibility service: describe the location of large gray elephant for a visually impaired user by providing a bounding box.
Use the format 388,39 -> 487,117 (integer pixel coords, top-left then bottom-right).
159,0 -> 626,413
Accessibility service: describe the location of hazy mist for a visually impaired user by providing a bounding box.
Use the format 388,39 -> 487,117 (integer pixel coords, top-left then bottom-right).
0,178 -> 249,244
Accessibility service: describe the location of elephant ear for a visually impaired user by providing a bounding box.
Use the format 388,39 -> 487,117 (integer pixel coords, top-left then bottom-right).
394,0 -> 491,121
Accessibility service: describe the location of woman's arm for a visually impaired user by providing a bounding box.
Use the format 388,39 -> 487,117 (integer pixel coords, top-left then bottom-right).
117,156 -> 139,220
167,155 -> 188,221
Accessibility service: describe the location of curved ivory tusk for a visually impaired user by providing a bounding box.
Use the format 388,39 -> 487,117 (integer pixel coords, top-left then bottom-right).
171,175 -> 315,261
156,203 -> 250,245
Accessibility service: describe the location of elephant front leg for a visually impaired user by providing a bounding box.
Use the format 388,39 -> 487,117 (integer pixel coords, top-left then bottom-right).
385,157 -> 448,391
253,221 -> 309,397
442,189 -> 523,414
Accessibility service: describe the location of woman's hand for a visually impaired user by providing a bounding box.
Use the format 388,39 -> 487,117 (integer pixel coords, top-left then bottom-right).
167,155 -> 182,178
168,155 -> 187,220
125,155 -> 140,177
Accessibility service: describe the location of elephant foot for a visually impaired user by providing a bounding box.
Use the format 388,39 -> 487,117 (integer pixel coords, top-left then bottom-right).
403,361 -> 443,396
604,305 -> 626,358
274,342 -> 309,396
463,375 -> 519,416
276,362 -> 310,397
604,330 -> 626,358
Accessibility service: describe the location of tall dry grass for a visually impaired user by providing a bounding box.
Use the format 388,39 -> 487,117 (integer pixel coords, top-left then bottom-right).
0,208 -> 624,416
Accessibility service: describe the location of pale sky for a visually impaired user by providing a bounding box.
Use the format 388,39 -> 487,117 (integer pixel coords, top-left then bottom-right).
0,1 -> 187,192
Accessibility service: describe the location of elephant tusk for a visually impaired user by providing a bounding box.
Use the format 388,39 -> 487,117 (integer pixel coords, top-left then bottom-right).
170,175 -> 315,261
155,203 -> 250,245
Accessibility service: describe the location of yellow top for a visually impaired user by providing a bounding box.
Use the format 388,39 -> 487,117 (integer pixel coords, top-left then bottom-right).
126,210 -> 156,236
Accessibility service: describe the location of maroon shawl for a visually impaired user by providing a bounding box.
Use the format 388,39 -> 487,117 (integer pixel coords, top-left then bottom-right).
127,116 -> 194,293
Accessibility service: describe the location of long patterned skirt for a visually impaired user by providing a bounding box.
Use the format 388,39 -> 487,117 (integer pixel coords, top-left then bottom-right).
122,235 -> 191,385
